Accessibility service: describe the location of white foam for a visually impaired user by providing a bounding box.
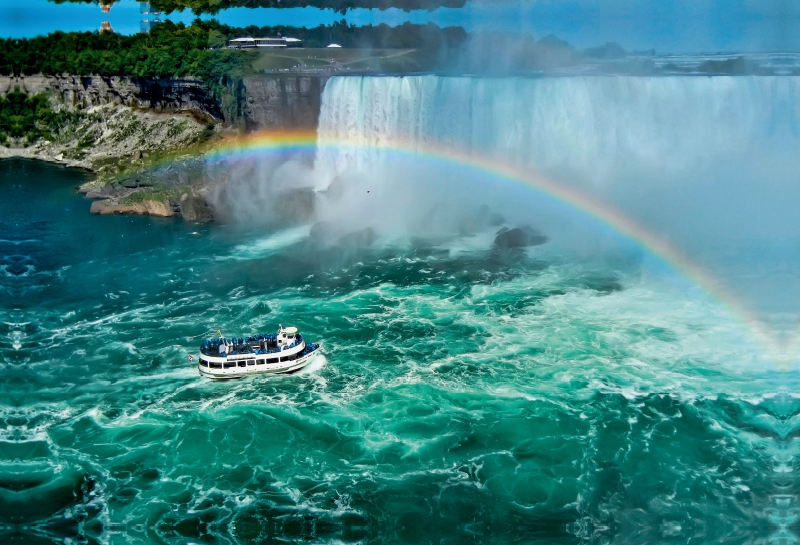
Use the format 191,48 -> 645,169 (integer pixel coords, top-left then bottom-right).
297,354 -> 328,376
226,225 -> 311,261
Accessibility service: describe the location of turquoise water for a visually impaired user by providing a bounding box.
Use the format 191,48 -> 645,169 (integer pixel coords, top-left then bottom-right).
1,158 -> 796,543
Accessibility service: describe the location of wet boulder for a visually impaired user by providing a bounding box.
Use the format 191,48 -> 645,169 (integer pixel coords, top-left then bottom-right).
90,199 -> 175,217
339,227 -> 376,248
493,226 -> 548,248
178,194 -> 214,223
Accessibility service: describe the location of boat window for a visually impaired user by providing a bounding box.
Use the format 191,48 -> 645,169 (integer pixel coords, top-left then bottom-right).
224,362 -> 237,369
210,362 -> 222,369
238,361 -> 247,368
200,359 -> 209,367
267,356 -> 279,363
247,359 -> 256,366
257,359 -> 265,365
280,356 -> 287,362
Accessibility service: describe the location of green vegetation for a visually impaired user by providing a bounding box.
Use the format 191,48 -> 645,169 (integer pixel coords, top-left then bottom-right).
118,187 -> 170,205
0,89 -> 82,145
50,0 -> 466,15
0,21 -> 253,81
0,20 -> 465,81
250,47 -> 456,73
230,21 -> 465,49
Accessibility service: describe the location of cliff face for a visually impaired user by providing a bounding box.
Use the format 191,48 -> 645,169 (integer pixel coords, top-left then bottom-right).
0,74 -> 331,222
234,75 -> 329,131
0,75 -> 223,119
1,74 -> 330,131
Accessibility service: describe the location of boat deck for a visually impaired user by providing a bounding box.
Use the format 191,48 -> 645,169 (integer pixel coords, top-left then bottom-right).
201,333 -> 303,357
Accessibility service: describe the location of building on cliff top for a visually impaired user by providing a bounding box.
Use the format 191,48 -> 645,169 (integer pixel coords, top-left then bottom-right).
228,37 -> 303,49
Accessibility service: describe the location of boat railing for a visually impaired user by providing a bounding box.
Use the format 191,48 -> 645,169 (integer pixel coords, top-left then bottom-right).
200,334 -> 305,356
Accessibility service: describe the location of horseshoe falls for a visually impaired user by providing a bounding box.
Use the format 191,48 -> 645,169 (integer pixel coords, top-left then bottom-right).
318,76 -> 792,177
3,75 -> 800,545
316,75 -> 800,340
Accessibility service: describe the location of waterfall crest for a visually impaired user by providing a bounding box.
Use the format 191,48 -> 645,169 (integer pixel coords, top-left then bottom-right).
317,75 -> 799,185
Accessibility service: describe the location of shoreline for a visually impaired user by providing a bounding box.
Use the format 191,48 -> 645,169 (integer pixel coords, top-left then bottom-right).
1,151 -> 218,222
0,146 -> 98,175
0,103 -> 222,222
0,152 -> 193,219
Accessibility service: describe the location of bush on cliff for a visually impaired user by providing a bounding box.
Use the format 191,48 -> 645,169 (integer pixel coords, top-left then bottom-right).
0,89 -> 83,145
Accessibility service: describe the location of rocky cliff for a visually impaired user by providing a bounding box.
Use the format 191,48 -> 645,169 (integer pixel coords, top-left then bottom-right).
0,75 -> 223,120
228,75 -> 329,130
0,74 -> 330,222
1,74 -> 330,130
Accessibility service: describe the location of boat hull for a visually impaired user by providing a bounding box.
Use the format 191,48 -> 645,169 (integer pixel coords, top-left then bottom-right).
197,349 -> 319,379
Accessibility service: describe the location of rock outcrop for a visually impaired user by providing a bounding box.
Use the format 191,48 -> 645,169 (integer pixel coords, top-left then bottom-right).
493,226 -> 548,248
178,192 -> 215,223
78,158 -> 216,223
0,74 -> 330,130
0,75 -> 222,119
2,73 -> 332,132
90,199 -> 175,217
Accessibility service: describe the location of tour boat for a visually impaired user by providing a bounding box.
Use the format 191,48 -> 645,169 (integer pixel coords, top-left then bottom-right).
198,326 -> 320,379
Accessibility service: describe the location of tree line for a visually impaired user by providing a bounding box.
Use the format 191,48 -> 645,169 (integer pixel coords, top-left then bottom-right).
0,20 -> 466,78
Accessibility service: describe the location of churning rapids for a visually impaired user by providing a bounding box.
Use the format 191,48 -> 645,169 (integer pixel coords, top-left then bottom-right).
2,75 -> 800,544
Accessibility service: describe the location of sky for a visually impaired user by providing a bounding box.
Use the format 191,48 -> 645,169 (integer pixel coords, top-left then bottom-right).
0,0 -> 798,53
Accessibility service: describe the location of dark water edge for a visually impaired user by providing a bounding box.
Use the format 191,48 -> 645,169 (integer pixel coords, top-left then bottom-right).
1,158 -> 798,544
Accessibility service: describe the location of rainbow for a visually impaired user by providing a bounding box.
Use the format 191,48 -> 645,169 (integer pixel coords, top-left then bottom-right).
202,130 -> 784,360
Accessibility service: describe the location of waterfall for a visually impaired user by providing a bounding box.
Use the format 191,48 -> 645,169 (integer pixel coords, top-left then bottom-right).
316,75 -> 799,187
313,74 -> 800,320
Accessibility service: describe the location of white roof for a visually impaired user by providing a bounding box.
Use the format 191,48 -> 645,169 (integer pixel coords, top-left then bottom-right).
327,43 -> 342,48
230,36 -> 301,43
284,327 -> 298,335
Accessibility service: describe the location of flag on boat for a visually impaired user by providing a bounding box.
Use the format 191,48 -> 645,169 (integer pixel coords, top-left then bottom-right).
188,354 -> 194,362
